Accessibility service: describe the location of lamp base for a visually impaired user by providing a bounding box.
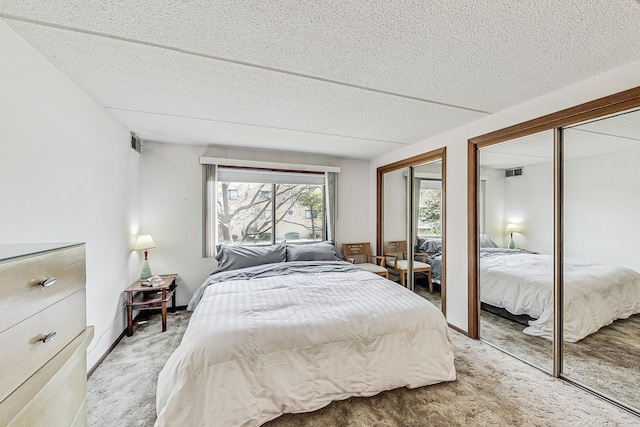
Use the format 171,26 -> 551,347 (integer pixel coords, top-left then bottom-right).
140,260 -> 152,280
508,236 -> 515,249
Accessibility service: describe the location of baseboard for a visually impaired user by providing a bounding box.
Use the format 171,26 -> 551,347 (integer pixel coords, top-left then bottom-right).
448,322 -> 470,336
87,305 -> 188,378
87,328 -> 126,379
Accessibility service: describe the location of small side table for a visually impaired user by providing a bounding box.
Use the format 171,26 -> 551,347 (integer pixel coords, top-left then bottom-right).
124,274 -> 177,337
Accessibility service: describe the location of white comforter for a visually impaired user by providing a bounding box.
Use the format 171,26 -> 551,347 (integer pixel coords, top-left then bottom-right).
156,262 -> 455,427
480,250 -> 640,342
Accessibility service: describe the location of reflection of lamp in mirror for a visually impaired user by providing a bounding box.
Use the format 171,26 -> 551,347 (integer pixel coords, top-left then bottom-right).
505,223 -> 520,249
134,234 -> 156,279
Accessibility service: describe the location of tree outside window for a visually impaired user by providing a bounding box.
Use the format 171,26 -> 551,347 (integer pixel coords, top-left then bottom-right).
217,182 -> 325,245
418,188 -> 441,236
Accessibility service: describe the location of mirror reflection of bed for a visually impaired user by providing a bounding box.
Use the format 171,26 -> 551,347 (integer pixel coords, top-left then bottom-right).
476,108 -> 640,411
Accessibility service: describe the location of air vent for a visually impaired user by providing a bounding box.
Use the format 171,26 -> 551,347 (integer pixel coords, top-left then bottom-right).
505,167 -> 523,178
131,134 -> 141,154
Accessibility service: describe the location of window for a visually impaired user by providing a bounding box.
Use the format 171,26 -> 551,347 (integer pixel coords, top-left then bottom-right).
203,163 -> 338,257
417,179 -> 442,236
215,169 -> 326,246
218,182 -> 273,244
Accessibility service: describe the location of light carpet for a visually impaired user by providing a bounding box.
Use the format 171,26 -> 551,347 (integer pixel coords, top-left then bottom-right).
88,308 -> 639,426
477,297 -> 640,409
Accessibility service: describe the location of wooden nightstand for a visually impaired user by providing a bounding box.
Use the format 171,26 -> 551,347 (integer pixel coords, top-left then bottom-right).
124,274 -> 177,337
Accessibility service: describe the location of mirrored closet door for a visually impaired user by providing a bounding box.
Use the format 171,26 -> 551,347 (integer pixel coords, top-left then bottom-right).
469,87 -> 640,415
381,167 -> 412,287
477,131 -> 554,372
378,148 -> 446,313
563,107 -> 640,410
411,161 -> 444,309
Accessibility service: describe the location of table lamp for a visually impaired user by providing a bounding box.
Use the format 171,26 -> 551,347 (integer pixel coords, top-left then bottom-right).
134,234 -> 156,279
505,223 -> 519,249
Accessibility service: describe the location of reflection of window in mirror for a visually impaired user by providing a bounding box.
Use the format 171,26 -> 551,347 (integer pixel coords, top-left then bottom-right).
378,150 -> 446,310
418,180 -> 441,237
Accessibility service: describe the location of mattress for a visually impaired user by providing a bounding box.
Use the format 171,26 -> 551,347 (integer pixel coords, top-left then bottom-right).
480,248 -> 640,342
156,261 -> 455,426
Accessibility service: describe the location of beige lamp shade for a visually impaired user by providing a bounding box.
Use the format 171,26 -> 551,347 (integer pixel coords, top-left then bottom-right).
505,223 -> 520,233
134,235 -> 156,250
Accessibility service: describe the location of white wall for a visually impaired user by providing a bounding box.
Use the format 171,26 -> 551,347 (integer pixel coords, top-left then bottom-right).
481,168 -> 506,247
502,162 -> 555,255
369,59 -> 640,333
139,142 -> 370,305
0,22 -> 139,369
564,149 -> 640,272
488,140 -> 640,272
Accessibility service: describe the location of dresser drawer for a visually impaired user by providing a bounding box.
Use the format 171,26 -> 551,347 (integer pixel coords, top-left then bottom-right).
71,399 -> 88,427
0,244 -> 85,333
0,289 -> 86,403
0,327 -> 93,427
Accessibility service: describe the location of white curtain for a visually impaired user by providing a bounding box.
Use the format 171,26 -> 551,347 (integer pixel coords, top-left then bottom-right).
203,164 -> 217,258
325,172 -> 338,242
412,177 -> 422,250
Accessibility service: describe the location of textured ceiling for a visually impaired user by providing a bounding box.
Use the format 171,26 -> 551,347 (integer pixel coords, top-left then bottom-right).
2,1 -> 640,160
481,107 -> 640,169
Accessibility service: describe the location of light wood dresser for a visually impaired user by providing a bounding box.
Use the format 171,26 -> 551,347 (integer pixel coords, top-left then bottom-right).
0,243 -> 93,427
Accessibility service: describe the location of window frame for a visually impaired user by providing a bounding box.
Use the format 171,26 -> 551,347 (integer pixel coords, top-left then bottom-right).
215,172 -> 328,247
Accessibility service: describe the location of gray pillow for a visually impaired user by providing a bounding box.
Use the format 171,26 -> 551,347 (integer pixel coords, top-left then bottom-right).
214,242 -> 286,272
479,234 -> 499,248
418,236 -> 442,255
417,236 -> 428,249
424,239 -> 442,255
286,242 -> 341,262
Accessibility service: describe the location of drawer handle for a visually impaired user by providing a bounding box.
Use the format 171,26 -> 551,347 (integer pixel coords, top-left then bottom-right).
40,277 -> 56,287
39,332 -> 57,343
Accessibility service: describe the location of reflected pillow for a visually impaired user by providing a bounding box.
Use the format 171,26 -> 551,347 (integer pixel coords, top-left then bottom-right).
424,240 -> 442,255
417,237 -> 428,249
418,236 -> 442,255
479,234 -> 499,248
286,241 -> 341,262
214,242 -> 286,272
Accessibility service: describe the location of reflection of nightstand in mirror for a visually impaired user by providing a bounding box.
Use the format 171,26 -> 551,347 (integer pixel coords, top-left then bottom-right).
124,274 -> 177,336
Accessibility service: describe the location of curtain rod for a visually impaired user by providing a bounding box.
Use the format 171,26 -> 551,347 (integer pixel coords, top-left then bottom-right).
199,156 -> 341,173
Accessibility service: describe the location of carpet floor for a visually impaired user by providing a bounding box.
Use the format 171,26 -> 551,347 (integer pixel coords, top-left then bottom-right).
88,304 -> 640,427
477,296 -> 640,409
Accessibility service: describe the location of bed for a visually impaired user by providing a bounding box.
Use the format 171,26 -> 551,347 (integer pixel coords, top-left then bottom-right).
480,247 -> 640,342
155,242 -> 456,427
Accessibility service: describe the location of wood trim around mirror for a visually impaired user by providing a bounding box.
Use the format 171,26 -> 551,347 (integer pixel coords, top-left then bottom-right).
376,147 -> 447,315
467,85 -> 640,339
467,140 -> 479,338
